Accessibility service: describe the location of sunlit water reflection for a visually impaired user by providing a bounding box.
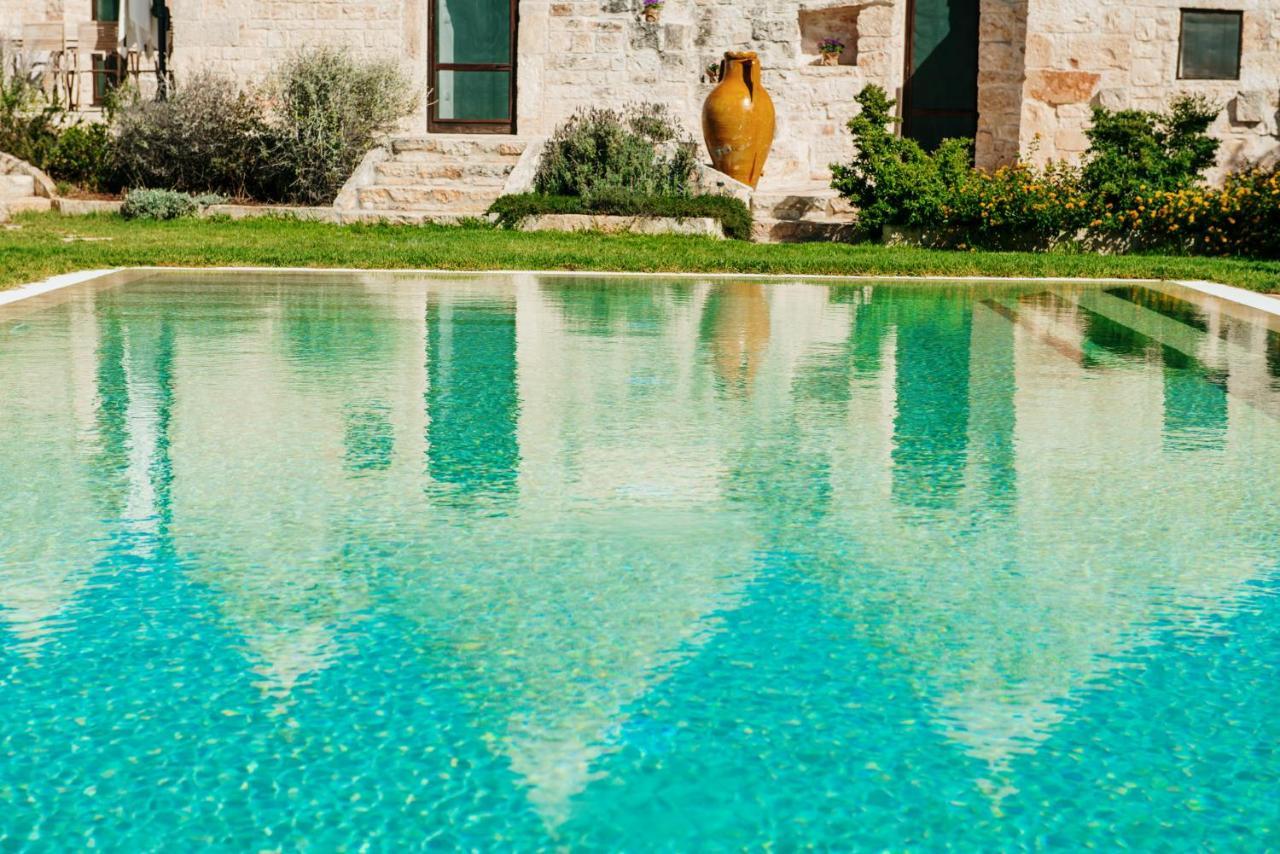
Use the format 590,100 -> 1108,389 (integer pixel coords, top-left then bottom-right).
1,271 -> 1278,849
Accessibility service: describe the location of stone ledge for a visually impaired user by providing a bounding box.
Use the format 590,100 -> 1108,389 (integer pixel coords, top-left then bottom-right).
55,198 -> 124,216
519,213 -> 725,238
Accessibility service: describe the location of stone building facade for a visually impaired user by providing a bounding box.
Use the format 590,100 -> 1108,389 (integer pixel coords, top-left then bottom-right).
5,0 -> 1280,189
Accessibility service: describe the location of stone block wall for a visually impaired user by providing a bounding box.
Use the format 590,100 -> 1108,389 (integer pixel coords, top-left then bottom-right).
518,0 -> 907,188
1020,0 -> 1280,177
518,0 -> 1035,186
8,0 -> 1279,188
166,0 -> 431,122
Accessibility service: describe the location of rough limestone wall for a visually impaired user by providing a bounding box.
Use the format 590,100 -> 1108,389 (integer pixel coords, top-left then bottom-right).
976,0 -> 1028,167
0,1 -> 63,42
1021,0 -> 1280,178
518,0 -> 908,188
520,0 -> 1035,184
167,0 -> 431,128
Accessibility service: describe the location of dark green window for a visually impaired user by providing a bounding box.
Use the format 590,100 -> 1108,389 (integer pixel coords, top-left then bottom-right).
904,0 -> 980,153
92,54 -> 123,105
93,0 -> 120,21
1178,10 -> 1242,80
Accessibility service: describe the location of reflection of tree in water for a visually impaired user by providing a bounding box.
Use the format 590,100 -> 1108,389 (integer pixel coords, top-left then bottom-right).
540,278 -> 679,337
279,282 -> 398,377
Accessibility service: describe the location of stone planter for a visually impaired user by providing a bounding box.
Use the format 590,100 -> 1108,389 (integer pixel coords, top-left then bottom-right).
819,51 -> 841,66
642,5 -> 661,23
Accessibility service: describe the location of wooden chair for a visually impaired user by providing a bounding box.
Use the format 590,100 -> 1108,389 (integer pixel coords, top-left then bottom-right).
20,22 -> 72,106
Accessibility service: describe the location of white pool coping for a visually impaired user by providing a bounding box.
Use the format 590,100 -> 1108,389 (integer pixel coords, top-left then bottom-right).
2,266 -> 1279,319
0,268 -> 124,308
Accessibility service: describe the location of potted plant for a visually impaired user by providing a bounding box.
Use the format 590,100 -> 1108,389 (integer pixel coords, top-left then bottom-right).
642,0 -> 663,23
818,37 -> 845,66
704,61 -> 720,83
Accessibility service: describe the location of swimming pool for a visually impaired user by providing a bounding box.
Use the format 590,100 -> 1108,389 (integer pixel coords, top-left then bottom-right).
1,270 -> 1277,849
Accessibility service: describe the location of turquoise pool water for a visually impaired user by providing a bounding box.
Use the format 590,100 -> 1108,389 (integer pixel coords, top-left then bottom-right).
1,271 -> 1278,849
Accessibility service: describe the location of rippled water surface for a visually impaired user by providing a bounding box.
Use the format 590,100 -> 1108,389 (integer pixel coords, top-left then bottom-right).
2,271 -> 1279,849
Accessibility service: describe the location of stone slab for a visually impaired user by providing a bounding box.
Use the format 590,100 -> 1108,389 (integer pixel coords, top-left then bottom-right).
519,213 -> 725,238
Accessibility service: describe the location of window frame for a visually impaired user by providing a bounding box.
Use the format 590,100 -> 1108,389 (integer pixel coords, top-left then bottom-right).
1177,8 -> 1244,81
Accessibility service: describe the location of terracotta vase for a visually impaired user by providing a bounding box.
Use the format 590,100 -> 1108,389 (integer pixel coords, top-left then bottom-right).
820,51 -> 840,66
642,6 -> 661,22
701,51 -> 775,189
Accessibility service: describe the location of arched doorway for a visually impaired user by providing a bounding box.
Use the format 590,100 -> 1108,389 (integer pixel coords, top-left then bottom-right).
428,0 -> 518,134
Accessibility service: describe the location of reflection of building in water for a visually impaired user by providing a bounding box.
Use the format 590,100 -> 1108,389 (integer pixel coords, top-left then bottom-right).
801,284 -> 1280,783
168,275 -> 433,697
4,273 -> 1280,822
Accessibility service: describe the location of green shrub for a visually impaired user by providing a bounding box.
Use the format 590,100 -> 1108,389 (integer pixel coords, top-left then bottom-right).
121,188 -> 224,220
113,71 -> 270,198
831,86 -> 1257,255
264,47 -> 414,205
534,104 -> 698,200
1082,95 -> 1220,215
489,192 -> 753,240
830,86 -> 972,233
47,122 -> 118,192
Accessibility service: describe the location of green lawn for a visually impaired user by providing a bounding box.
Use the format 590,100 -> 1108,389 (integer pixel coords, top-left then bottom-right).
3,211 -> 1280,292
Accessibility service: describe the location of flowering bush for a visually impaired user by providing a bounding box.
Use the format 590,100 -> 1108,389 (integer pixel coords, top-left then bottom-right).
1110,170 -> 1280,258
833,85 -> 1280,259
1081,95 -> 1220,214
947,161 -> 1091,250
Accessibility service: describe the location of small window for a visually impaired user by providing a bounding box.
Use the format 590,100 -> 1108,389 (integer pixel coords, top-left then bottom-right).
93,0 -> 120,21
1178,10 -> 1243,80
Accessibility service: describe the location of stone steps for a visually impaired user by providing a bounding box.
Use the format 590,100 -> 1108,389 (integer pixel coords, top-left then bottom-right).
372,161 -> 513,187
356,185 -> 502,213
352,135 -> 530,216
750,185 -> 858,243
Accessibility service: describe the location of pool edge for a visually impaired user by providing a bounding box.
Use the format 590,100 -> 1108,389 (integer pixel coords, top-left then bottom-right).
3,267 -> 1279,318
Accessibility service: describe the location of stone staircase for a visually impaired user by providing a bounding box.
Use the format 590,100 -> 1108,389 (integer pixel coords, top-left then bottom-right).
0,173 -> 53,222
348,135 -> 529,223
750,184 -> 859,243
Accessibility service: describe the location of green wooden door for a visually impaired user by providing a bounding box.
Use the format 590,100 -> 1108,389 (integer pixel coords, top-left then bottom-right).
430,0 -> 517,133
904,0 -> 980,152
